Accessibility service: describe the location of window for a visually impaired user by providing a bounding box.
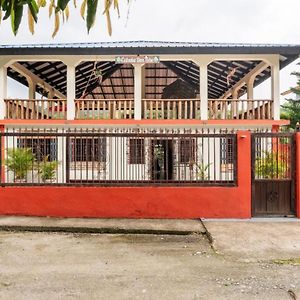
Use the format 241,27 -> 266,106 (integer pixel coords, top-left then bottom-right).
179,139 -> 195,164
129,139 -> 145,164
17,138 -> 57,161
220,138 -> 234,168
70,138 -> 106,163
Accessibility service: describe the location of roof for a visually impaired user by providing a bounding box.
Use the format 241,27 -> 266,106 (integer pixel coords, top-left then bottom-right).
3,41 -> 300,99
1,41 -> 300,55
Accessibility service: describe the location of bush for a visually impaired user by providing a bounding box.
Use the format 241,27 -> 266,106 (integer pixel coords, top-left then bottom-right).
38,157 -> 59,182
255,151 -> 288,179
6,148 -> 34,181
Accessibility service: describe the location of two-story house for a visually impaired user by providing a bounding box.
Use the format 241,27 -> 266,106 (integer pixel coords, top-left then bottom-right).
0,41 -> 299,218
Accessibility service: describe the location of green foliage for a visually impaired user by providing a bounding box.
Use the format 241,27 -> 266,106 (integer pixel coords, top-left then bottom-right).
255,151 -> 287,179
86,0 -> 98,33
281,72 -> 300,129
0,0 -> 39,35
0,0 -> 121,37
5,148 -> 34,180
38,156 -> 59,182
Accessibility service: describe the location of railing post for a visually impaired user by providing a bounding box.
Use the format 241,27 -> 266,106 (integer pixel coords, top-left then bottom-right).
0,65 -> 7,120
133,63 -> 144,120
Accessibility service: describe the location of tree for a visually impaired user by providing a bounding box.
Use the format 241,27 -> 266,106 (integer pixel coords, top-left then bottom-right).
0,0 -> 121,37
281,72 -> 300,129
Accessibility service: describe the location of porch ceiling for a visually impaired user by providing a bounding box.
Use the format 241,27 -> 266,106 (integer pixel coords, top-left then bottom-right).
6,59 -> 279,99
4,41 -> 299,99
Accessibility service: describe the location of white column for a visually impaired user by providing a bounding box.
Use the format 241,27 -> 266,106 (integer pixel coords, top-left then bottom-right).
28,78 -> 36,99
0,65 -> 7,119
66,63 -> 76,120
232,88 -> 239,99
246,77 -> 255,100
199,63 -> 208,120
133,64 -> 143,120
57,135 -> 65,183
271,58 -> 280,120
48,89 -> 54,99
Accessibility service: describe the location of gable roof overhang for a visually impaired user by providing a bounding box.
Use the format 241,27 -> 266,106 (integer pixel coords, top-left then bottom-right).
1,41 -> 299,99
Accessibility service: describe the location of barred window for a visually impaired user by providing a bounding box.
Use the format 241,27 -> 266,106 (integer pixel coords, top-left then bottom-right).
129,139 -> 145,164
17,138 -> 57,161
220,138 -> 233,164
71,138 -> 106,162
179,139 -> 195,164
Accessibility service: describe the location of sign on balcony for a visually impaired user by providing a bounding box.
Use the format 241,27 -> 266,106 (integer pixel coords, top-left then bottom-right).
115,56 -> 160,64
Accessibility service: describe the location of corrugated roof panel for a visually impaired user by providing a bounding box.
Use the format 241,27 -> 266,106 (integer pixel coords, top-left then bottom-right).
1,40 -> 300,52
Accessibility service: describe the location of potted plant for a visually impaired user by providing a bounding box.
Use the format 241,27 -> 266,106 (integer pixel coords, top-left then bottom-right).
38,156 -> 59,183
189,161 -> 211,180
6,148 -> 34,182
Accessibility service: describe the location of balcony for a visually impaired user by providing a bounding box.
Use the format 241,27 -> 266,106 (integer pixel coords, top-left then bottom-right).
75,99 -> 134,120
4,98 -> 275,121
5,99 -> 67,120
142,99 -> 201,120
208,99 -> 274,120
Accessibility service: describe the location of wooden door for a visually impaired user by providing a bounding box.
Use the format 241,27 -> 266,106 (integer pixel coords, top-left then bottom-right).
252,133 -> 295,217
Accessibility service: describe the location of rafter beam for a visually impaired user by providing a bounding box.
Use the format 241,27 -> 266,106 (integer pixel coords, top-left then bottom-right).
221,61 -> 269,99
10,62 -> 66,99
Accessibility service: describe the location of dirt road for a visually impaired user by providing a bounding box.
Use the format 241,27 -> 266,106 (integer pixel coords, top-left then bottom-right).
0,231 -> 299,299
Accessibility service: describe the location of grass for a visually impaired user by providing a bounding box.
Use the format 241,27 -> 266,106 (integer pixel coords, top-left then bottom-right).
273,258 -> 300,266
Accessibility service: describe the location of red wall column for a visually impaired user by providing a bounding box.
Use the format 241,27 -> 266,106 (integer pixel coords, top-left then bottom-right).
0,124 -> 4,184
296,133 -> 300,217
272,125 -> 280,133
236,130 -> 252,217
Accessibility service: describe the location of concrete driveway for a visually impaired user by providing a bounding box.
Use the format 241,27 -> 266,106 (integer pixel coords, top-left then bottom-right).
202,219 -> 300,260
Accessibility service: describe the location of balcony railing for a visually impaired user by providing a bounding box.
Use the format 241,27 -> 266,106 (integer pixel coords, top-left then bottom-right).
75,99 -> 134,120
208,99 -> 274,120
142,99 -> 201,120
3,98 -> 275,121
5,99 -> 67,120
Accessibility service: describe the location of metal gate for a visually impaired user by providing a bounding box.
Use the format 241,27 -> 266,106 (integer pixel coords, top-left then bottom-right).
252,133 -> 295,217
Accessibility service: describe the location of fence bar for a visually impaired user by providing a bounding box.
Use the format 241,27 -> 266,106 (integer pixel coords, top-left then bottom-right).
1,128 -> 237,187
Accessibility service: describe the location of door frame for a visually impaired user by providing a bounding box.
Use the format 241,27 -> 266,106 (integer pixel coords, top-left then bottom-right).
251,132 -> 296,217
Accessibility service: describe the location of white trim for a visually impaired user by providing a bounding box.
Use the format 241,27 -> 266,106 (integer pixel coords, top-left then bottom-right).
0,54 -> 281,63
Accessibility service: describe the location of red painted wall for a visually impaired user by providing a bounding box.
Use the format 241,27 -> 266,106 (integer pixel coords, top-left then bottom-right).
0,131 -> 252,219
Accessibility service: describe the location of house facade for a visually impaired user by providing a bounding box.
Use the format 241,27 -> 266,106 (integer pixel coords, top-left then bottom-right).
0,41 -> 300,218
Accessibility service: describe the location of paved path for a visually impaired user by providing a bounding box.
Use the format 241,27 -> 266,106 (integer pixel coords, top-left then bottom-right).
203,219 -> 300,260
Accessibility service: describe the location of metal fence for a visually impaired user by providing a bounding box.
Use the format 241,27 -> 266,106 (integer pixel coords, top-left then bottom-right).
0,128 -> 237,186
252,132 -> 294,180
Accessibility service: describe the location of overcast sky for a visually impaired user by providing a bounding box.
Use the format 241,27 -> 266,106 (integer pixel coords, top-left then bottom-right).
0,0 -> 299,99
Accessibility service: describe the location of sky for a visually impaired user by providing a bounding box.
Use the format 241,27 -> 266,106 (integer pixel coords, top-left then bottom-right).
1,0 -> 300,99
